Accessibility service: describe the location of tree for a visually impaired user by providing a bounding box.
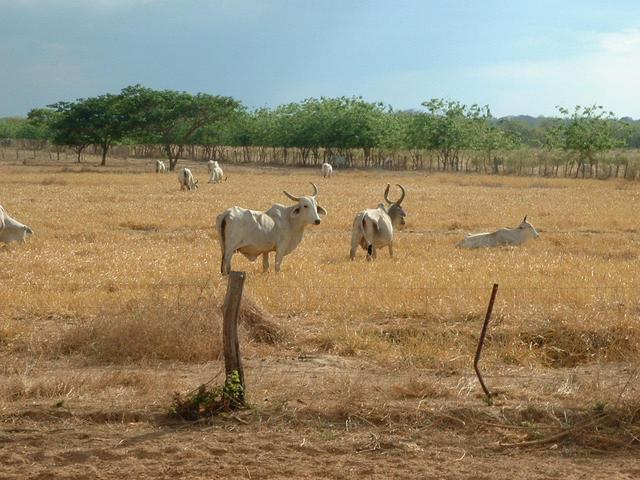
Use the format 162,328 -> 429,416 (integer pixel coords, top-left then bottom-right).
550,105 -> 626,177
30,94 -> 128,165
29,104 -> 91,162
121,85 -> 241,170
471,110 -> 520,174
2,115 -> 52,140
414,99 -> 481,171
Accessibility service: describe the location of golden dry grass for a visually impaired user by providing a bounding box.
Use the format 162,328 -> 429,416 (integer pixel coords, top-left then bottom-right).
2,153 -> 640,478
0,155 -> 639,372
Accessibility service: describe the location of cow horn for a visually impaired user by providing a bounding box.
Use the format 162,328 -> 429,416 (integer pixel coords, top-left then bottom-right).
283,190 -> 301,202
284,183 -> 318,202
383,184 -> 392,204
396,184 -> 406,205
523,215 -> 527,222
384,184 -> 405,205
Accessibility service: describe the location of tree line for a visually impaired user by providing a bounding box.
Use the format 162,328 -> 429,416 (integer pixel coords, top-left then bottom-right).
1,84 -> 639,177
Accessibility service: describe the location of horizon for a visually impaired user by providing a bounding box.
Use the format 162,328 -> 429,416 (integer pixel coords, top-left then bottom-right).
1,1 -> 640,118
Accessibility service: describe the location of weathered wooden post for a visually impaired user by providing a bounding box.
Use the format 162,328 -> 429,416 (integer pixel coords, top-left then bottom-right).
222,271 -> 246,403
474,283 -> 499,403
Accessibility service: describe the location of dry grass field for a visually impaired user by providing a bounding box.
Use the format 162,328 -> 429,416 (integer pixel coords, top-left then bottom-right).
1,153 -> 640,478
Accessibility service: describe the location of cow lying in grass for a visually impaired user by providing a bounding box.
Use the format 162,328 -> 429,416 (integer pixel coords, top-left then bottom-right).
457,216 -> 539,248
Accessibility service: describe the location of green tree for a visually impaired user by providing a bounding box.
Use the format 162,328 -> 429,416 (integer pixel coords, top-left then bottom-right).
30,94 -> 128,165
1,116 -> 52,140
28,104 -> 92,162
415,99 -> 481,171
121,85 -> 241,170
280,96 -> 388,166
550,105 -> 626,177
471,109 -> 520,173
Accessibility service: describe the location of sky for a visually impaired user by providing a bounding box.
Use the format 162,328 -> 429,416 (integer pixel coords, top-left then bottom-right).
1,0 -> 640,118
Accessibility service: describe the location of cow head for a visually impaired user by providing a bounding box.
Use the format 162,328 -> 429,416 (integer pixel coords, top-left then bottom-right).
384,183 -> 407,229
518,215 -> 539,239
283,183 -> 327,225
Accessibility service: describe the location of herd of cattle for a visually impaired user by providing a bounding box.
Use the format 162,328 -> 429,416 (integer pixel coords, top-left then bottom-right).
166,160 -> 538,274
0,160 -> 540,274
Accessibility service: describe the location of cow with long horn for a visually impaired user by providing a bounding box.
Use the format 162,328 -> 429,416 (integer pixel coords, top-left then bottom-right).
350,184 -> 407,260
216,183 -> 327,274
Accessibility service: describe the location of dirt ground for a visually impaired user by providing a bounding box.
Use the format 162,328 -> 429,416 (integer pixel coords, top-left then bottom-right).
2,355 -> 639,480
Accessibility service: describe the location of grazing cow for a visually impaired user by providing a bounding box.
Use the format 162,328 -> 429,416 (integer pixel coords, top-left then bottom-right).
209,163 -> 226,184
178,168 -> 198,190
207,160 -> 217,174
350,184 -> 406,260
0,205 -> 33,244
155,160 -> 167,173
216,183 -> 327,274
456,216 -> 539,249
321,162 -> 333,178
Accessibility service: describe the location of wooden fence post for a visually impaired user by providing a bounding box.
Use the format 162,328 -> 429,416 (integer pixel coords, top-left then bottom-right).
474,283 -> 499,403
222,271 -> 246,402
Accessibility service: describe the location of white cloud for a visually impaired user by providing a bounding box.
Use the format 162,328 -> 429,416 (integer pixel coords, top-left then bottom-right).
477,28 -> 640,116
595,28 -> 640,55
285,27 -> 640,117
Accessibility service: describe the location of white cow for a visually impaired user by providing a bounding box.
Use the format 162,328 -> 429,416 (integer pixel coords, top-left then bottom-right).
207,160 -> 217,174
216,183 -> 327,274
178,168 -> 198,190
321,162 -> 333,178
350,184 -> 406,260
0,205 -> 33,244
456,216 -> 539,249
155,160 -> 167,173
209,163 -> 226,184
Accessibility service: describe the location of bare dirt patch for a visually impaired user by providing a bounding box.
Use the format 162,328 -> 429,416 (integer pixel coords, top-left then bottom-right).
1,356 -> 639,479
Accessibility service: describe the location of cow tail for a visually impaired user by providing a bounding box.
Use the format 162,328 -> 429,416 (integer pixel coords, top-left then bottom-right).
361,217 -> 371,251
219,213 -> 229,274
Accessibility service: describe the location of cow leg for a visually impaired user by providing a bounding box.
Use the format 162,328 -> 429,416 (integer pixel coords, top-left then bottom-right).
366,244 -> 375,261
222,251 -> 233,275
388,243 -> 393,258
274,249 -> 285,272
262,252 -> 270,272
350,231 -> 361,260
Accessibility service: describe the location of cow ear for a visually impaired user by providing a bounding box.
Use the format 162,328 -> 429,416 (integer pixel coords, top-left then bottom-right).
317,205 -> 327,216
291,207 -> 300,217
